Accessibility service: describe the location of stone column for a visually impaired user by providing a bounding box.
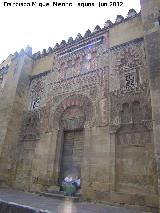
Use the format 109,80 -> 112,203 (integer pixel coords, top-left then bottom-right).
140,0 -> 160,209
109,133 -> 116,192
54,129 -> 64,184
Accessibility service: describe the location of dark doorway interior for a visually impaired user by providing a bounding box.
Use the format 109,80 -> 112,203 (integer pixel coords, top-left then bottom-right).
60,130 -> 84,182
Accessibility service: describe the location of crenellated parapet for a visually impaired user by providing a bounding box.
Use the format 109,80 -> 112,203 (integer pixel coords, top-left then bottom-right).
30,9 -> 140,60
11,46 -> 33,61
0,9 -> 140,64
115,15 -> 125,23
127,9 -> 137,18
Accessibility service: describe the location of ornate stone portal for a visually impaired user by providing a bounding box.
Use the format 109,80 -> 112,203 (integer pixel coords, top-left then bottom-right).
53,95 -> 92,185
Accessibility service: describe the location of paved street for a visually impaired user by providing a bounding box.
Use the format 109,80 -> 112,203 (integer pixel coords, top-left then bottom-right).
0,188 -> 147,213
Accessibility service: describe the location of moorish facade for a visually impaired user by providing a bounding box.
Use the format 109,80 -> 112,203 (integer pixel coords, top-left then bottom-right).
0,0 -> 160,211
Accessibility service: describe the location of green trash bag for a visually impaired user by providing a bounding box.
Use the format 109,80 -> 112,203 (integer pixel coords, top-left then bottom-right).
63,183 -> 76,196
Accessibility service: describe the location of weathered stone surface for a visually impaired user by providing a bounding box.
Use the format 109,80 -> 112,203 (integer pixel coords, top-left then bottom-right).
141,0 -> 160,210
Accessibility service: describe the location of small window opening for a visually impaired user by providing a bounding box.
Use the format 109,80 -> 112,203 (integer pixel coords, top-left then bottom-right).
0,75 -> 3,86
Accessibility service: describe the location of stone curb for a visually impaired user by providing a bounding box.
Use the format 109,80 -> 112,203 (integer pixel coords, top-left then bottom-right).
0,199 -> 52,213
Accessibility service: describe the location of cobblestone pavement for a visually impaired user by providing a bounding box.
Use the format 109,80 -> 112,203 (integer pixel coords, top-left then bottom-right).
0,188 -> 147,213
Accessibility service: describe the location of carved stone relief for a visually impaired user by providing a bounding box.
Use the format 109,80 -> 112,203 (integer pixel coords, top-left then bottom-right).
110,41 -> 147,93
115,43 -> 145,74
49,69 -> 104,96
60,106 -> 85,130
57,51 -> 98,81
29,73 -> 51,108
110,90 -> 153,134
121,70 -> 139,92
52,94 -> 93,130
117,130 -> 152,146
19,111 -> 40,141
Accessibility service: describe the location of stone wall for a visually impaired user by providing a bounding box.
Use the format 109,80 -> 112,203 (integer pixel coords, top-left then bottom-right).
0,6 -> 159,211
0,52 -> 33,186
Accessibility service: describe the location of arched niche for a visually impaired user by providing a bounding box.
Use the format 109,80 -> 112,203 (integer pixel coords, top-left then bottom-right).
60,105 -> 85,130
53,94 -> 93,184
52,94 -> 93,130
121,103 -> 130,124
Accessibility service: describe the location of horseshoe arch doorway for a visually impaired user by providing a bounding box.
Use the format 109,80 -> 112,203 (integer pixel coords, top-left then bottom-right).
59,105 -> 85,183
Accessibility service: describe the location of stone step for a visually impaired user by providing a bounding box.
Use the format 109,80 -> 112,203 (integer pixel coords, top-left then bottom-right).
39,191 -> 81,202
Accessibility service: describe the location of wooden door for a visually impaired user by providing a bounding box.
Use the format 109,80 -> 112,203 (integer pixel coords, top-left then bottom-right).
60,130 -> 84,181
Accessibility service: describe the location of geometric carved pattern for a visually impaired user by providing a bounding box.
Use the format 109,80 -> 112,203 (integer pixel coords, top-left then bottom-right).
30,79 -> 44,98
31,98 -> 40,110
58,62 -> 65,81
117,131 -> 152,146
115,44 -> 144,74
113,42 -> 145,94
120,69 -> 140,94
51,68 -> 104,96
58,51 -> 97,81
124,72 -> 137,91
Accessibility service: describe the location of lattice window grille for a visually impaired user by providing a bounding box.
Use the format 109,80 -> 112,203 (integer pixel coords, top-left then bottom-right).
31,98 -> 40,110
